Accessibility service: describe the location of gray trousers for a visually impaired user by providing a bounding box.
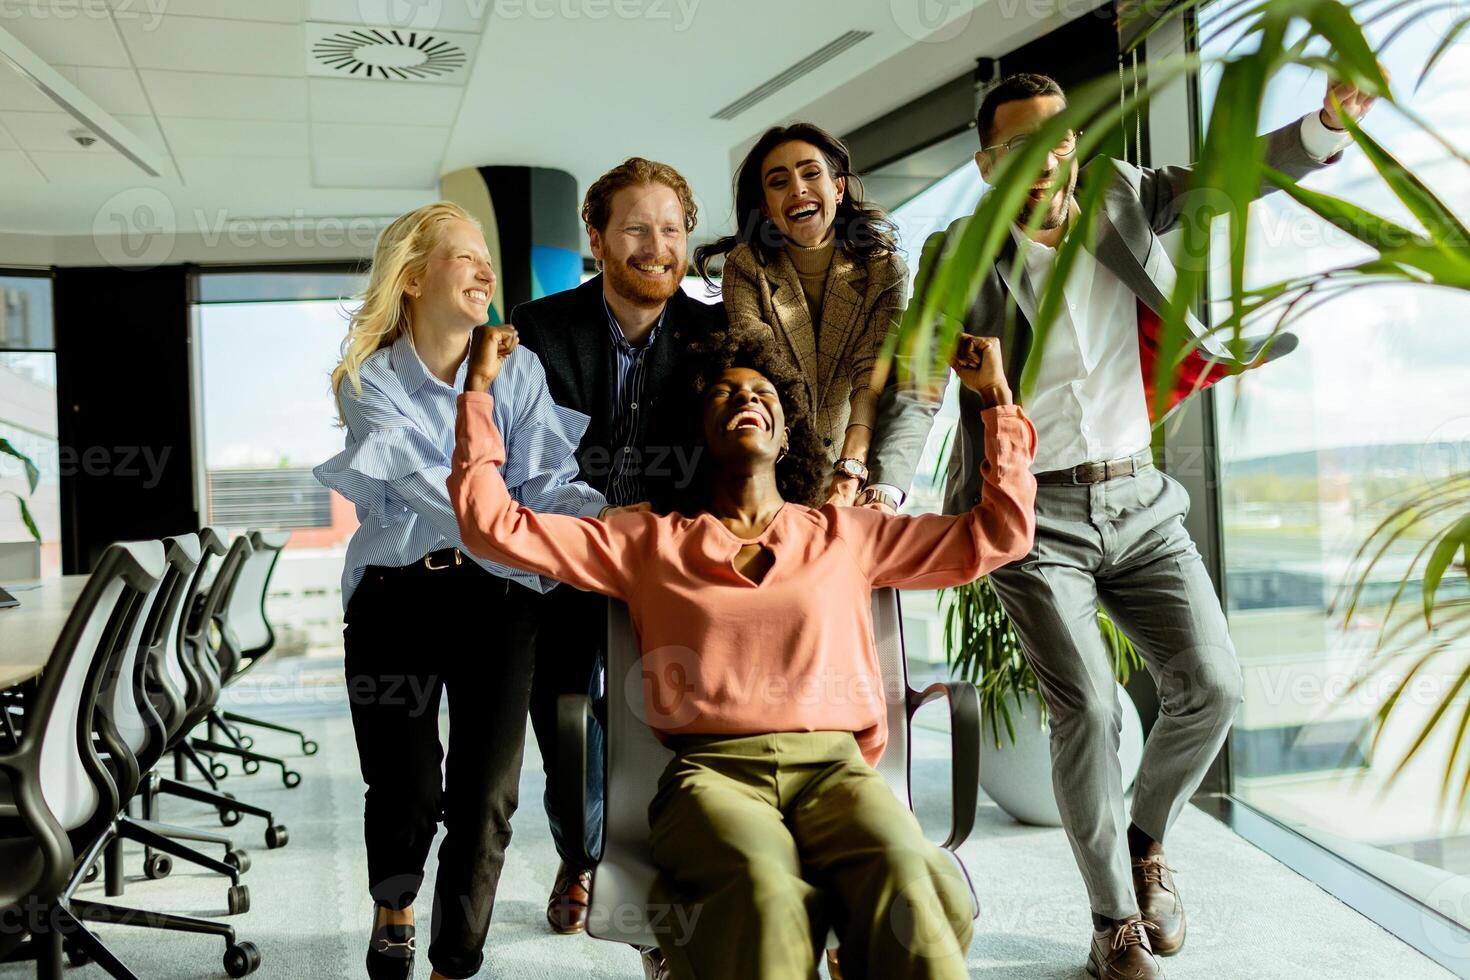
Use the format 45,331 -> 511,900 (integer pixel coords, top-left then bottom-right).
987,465 -> 1243,919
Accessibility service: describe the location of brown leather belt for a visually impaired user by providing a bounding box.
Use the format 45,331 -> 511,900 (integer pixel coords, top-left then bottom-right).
1035,449 -> 1154,485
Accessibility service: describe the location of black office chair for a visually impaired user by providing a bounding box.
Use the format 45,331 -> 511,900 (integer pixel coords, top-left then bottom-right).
142,530 -> 288,849
214,530 -> 318,757
186,532 -> 303,789
0,541 -> 262,978
198,530 -> 313,787
92,534 -> 251,907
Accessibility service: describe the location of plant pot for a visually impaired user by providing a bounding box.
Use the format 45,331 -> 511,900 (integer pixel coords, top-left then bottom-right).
0,540 -> 41,580
979,682 -> 1145,827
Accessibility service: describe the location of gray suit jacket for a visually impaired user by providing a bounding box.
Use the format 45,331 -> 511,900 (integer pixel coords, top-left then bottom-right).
928,117 -> 1337,515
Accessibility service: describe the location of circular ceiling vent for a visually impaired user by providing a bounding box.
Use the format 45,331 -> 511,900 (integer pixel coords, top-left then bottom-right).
312,29 -> 467,81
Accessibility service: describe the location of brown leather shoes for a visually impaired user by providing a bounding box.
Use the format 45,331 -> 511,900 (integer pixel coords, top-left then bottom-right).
1087,916 -> 1163,979
638,945 -> 671,980
826,948 -> 844,979
546,861 -> 593,934
1133,854 -> 1186,955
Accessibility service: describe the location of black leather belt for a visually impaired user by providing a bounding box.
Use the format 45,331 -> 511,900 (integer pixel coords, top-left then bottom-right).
1035,449 -> 1154,485
367,549 -> 506,592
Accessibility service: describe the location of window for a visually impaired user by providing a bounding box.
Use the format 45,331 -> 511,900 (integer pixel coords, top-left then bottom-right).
1200,4 -> 1470,928
886,158 -> 988,684
0,273 -> 59,579
193,270 -> 366,656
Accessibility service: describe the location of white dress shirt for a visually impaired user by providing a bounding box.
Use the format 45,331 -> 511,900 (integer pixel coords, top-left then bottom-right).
1014,111 -> 1349,474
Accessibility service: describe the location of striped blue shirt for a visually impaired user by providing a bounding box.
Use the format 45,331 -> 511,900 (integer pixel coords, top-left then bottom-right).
603,296 -> 665,506
314,333 -> 606,608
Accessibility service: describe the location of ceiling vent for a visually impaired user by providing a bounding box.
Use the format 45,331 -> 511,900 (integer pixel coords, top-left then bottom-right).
711,30 -> 873,120
306,23 -> 472,82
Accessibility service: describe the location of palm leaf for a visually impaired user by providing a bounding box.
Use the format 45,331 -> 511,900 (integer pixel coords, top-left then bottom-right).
1424,514 -> 1470,625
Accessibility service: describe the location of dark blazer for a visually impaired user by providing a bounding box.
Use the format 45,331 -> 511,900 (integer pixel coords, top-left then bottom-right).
927,117 -> 1333,515
512,274 -> 727,504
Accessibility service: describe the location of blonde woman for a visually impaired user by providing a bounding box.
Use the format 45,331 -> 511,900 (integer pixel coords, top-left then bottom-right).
314,203 -> 615,980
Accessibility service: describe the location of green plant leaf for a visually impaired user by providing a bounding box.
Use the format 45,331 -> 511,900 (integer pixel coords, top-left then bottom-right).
1423,514 -> 1470,625
0,438 -> 40,494
1418,12 -> 1470,92
3,490 -> 41,544
1336,104 -> 1470,248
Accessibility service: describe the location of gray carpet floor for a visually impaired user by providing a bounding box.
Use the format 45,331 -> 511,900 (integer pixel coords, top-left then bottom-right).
2,674 -> 1451,980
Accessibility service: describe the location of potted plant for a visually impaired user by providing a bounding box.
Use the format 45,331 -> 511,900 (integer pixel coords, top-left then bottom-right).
941,575 -> 1146,825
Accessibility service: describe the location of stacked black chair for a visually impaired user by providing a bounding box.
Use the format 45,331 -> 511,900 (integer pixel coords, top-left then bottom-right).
142,530 -> 288,849
0,541 -> 262,979
95,534 -> 251,904
191,530 -> 306,788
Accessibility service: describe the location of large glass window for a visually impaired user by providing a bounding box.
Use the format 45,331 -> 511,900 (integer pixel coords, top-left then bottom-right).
886,160 -> 986,681
0,273 -> 60,580
193,271 -> 366,659
1200,5 -> 1470,927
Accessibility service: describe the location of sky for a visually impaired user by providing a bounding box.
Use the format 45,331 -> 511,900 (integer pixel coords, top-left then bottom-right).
199,300 -> 353,470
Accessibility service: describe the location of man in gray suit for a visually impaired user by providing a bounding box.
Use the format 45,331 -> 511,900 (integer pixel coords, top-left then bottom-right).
913,72 -> 1380,979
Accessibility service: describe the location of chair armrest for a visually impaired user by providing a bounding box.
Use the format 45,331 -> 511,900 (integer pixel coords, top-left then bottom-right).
556,693 -> 598,869
907,681 -> 981,852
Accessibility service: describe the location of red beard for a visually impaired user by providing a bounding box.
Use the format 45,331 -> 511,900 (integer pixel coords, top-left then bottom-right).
604,255 -> 687,305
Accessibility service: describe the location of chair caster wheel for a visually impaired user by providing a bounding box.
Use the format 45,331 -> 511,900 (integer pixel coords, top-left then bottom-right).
282,770 -> 302,789
227,883 -> 251,915
144,854 -> 174,880
219,808 -> 243,827
301,739 -> 319,756
223,941 -> 261,977
225,848 -> 251,873
265,825 -> 289,849
242,759 -> 261,775
65,943 -> 91,966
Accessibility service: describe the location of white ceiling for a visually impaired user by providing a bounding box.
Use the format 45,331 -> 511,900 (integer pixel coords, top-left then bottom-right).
0,0 -> 1079,255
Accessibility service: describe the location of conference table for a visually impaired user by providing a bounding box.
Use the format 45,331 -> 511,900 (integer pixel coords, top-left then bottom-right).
0,576 -> 89,690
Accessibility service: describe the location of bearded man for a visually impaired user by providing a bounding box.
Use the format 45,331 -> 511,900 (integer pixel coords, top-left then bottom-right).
510,159 -> 725,961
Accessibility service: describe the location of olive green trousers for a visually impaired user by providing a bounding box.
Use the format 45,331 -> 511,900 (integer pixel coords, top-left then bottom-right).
647,731 -> 973,980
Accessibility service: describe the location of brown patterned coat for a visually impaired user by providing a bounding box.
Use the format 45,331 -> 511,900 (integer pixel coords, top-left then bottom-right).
721,241 -> 909,462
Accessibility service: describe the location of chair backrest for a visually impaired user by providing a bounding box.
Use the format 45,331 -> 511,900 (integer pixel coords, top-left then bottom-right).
132,534 -> 202,768
587,588 -> 911,947
7,541 -> 164,835
173,528 -> 233,739
217,530 -> 288,682
93,540 -> 169,802
191,533 -> 254,691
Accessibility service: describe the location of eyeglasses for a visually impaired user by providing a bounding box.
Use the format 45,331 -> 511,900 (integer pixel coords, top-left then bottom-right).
981,129 -> 1081,159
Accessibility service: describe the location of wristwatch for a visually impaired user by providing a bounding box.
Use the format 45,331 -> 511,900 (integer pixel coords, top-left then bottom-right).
833,457 -> 869,481
858,487 -> 899,511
